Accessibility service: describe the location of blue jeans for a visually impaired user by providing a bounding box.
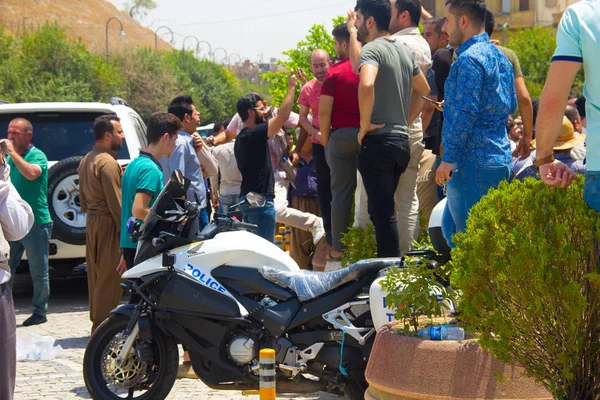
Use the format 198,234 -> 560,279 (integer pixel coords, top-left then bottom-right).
442,164 -> 510,248
584,171 -> 600,212
8,223 -> 53,317
199,207 -> 209,230
238,195 -> 276,243
218,194 -> 240,214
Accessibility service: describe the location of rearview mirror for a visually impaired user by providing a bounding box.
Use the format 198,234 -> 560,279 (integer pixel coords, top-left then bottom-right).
168,170 -> 191,198
246,192 -> 266,208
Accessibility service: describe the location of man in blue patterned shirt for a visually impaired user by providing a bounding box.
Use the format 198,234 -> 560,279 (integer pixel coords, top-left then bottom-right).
435,0 -> 517,247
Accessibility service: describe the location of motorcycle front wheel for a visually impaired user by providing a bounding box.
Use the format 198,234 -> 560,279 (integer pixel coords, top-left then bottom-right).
83,314 -> 179,400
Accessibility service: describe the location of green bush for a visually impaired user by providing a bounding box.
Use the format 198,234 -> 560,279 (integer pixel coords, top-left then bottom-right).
0,25 -> 246,124
507,25 -> 584,98
381,261 -> 456,334
451,177 -> 600,399
0,25 -> 124,103
340,224 -> 377,266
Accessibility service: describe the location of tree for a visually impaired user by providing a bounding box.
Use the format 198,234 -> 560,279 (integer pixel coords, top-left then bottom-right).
262,16 -> 345,110
0,25 -> 125,103
124,0 -> 157,19
507,25 -> 585,98
166,50 -> 241,124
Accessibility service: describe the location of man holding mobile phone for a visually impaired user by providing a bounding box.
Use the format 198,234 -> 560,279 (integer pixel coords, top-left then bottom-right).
435,0 -> 516,247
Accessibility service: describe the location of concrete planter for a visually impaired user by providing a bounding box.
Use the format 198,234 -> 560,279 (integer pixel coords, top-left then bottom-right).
364,324 -> 552,400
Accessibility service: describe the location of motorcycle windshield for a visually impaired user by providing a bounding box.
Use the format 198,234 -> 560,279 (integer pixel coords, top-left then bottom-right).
134,170 -> 191,264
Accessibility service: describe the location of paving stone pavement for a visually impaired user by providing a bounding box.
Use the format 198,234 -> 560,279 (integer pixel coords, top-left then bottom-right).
12,280 -> 343,400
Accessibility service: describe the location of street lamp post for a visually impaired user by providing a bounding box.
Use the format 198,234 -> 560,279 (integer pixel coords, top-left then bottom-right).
228,53 -> 241,65
22,17 -> 34,32
154,26 -> 174,50
198,41 -> 212,60
105,17 -> 126,61
213,47 -> 227,64
182,35 -> 201,68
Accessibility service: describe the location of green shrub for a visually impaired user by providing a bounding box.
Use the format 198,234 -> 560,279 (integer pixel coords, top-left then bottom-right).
451,177 -> 600,399
340,224 -> 377,266
507,25 -> 584,98
381,260 -> 456,334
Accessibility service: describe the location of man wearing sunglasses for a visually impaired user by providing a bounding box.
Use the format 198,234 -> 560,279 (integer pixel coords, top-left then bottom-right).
234,73 -> 298,242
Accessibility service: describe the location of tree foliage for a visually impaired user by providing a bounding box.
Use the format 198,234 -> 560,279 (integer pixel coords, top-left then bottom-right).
262,16 -> 345,110
0,24 -> 124,102
0,25 -> 245,124
507,25 -> 585,98
124,0 -> 157,19
451,178 -> 600,399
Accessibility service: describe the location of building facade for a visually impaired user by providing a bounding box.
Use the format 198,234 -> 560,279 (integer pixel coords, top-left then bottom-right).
428,0 -> 579,28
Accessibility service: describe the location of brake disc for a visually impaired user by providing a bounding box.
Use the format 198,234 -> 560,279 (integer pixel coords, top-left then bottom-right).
101,333 -> 148,390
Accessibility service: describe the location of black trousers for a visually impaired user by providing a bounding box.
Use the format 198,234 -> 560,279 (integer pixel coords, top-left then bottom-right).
357,133 -> 410,257
123,248 -> 136,270
312,143 -> 332,245
0,283 -> 16,400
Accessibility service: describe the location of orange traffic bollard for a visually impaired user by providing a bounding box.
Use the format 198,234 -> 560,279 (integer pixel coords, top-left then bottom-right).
259,348 -> 276,400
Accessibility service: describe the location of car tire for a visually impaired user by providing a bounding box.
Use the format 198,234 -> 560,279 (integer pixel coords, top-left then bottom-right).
48,156 -> 86,246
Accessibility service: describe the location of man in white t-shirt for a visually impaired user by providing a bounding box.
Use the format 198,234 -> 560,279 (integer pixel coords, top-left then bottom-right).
535,0 -> 600,213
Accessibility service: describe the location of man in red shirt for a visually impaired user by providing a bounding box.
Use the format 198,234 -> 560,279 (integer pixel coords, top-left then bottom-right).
319,24 -> 361,260
297,49 -> 333,251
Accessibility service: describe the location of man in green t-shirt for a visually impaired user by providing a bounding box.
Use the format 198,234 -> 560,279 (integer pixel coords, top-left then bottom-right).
117,112 -> 182,273
1,118 -> 52,326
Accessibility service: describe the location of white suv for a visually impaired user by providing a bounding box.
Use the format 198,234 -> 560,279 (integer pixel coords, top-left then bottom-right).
0,98 -> 146,274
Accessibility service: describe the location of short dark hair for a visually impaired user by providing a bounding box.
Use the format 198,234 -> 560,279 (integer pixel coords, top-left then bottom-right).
332,23 -> 350,43
506,118 -> 516,132
355,0 -> 392,32
221,118 -> 232,132
237,93 -> 264,122
167,95 -> 194,122
213,118 -> 231,134
423,17 -> 446,34
213,122 -> 224,134
93,115 -> 120,141
444,0 -> 487,28
146,112 -> 182,145
484,9 -> 494,37
565,105 -> 581,125
395,0 -> 422,26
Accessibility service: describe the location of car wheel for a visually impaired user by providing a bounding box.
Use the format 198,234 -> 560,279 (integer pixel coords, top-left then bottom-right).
48,156 -> 86,246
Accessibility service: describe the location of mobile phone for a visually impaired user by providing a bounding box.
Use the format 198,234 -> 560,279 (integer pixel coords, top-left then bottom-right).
422,96 -> 442,106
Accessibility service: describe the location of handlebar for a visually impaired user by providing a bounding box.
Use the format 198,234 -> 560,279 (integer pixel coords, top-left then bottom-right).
233,220 -> 258,231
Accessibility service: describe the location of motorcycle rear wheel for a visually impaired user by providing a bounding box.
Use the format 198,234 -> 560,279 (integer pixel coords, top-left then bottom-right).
83,315 -> 179,400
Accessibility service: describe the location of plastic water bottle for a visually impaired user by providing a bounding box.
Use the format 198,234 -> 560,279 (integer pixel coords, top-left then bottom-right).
419,325 -> 465,341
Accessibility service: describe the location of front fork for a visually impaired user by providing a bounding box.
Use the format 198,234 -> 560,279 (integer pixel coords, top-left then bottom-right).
115,281 -> 146,366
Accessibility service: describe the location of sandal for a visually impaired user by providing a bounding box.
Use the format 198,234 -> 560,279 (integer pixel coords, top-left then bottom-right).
326,252 -> 343,261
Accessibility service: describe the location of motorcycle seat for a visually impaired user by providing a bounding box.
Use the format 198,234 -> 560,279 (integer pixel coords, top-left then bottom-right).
259,258 -> 403,302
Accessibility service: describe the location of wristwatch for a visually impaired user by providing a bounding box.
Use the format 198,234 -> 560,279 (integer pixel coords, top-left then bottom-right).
534,154 -> 555,169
